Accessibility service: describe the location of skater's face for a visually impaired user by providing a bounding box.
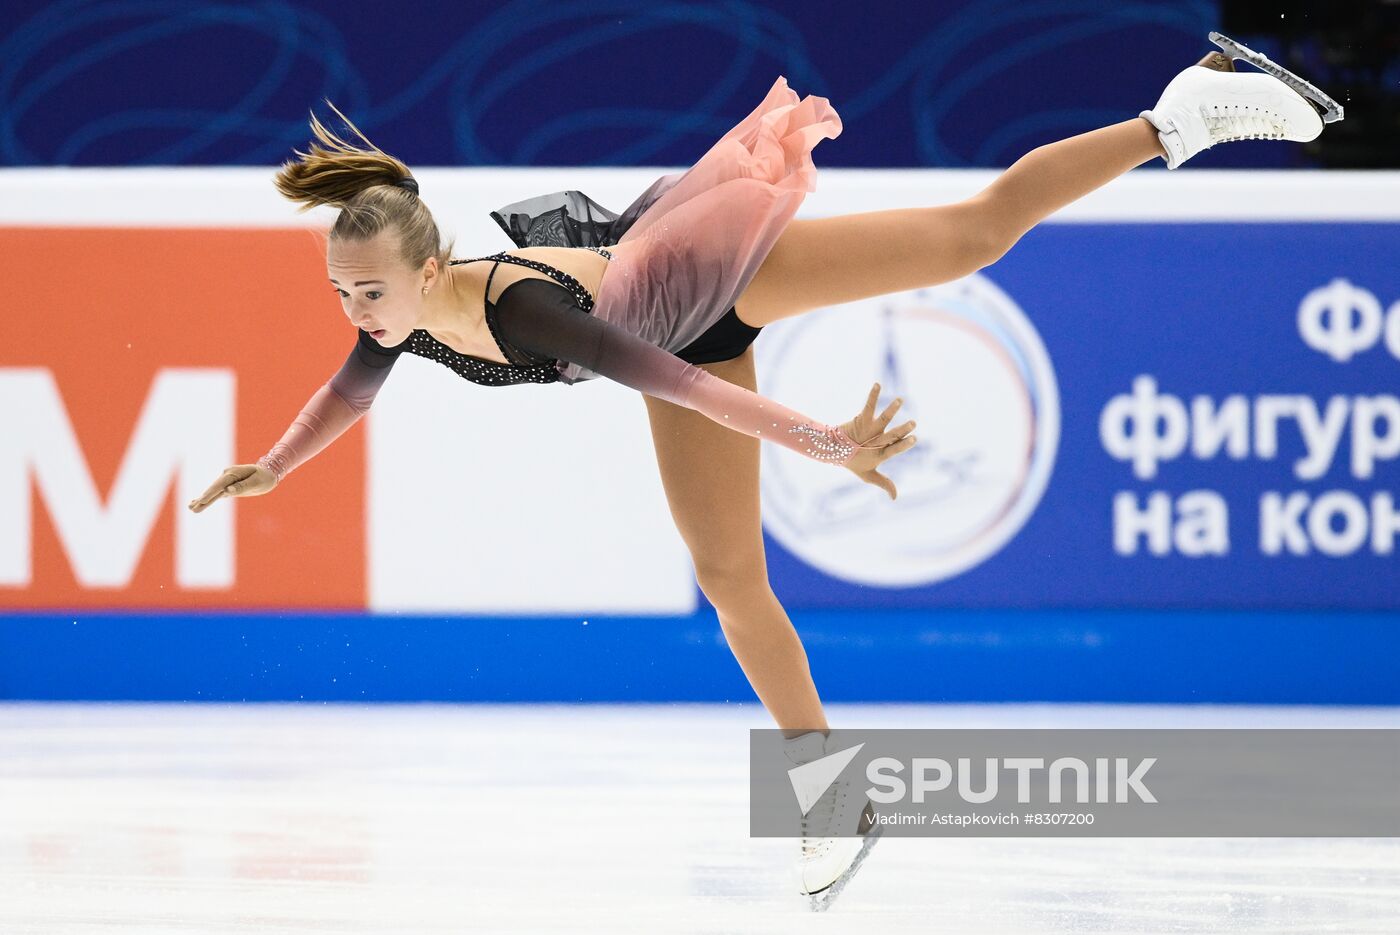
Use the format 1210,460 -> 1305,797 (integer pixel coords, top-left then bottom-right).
327,228 -> 438,346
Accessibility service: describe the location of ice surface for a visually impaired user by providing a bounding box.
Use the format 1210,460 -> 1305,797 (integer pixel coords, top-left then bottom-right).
1,702 -> 1396,933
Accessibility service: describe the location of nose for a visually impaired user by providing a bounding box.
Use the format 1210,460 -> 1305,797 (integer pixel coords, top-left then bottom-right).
340,294 -> 381,329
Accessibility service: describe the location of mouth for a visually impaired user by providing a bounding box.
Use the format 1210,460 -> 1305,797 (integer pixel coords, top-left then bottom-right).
364,327 -> 387,340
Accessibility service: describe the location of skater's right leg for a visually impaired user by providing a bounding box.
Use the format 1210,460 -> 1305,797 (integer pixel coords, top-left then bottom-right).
734,41 -> 1339,331
643,344 -> 829,739
733,117 -> 1164,329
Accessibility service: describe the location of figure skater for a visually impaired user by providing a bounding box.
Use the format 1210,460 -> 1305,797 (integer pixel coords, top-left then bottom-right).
187,33 -> 1342,909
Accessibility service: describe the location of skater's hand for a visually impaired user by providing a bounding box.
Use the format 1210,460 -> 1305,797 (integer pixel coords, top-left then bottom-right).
187,463 -> 277,513
839,382 -> 917,500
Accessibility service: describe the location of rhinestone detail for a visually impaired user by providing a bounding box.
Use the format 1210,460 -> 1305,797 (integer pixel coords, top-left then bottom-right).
788,424 -> 859,463
401,246 -> 613,387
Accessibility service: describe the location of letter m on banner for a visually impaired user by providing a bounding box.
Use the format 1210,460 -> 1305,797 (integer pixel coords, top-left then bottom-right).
0,368 -> 234,589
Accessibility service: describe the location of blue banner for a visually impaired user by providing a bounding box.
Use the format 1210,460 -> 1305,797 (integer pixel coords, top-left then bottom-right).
763,222 -> 1400,609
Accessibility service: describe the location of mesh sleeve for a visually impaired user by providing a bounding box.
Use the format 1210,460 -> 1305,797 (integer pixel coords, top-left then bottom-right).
255,333 -> 402,483
492,280 -> 869,464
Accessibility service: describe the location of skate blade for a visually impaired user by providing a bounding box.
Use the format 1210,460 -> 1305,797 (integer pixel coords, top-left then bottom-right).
805,824 -> 885,913
1209,30 -> 1344,123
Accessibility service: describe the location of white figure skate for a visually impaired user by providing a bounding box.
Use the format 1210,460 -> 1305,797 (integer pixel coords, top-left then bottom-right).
1140,31 -> 1344,169
782,731 -> 884,911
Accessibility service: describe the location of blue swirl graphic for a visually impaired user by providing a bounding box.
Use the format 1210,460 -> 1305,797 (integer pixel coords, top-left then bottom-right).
0,0 -> 1221,168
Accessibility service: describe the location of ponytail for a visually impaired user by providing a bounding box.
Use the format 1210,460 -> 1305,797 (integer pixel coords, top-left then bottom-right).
273,99 -> 454,272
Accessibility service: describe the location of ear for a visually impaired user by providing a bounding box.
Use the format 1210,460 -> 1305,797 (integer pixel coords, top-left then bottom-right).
420,255 -> 441,292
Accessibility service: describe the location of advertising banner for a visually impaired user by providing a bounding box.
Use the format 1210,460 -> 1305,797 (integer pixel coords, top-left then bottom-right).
757,221 -> 1400,608
4,171 -> 1395,613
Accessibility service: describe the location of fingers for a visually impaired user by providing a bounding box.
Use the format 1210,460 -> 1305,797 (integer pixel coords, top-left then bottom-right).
877,396 -> 903,428
863,383 -> 905,432
188,469 -> 236,513
872,434 -> 918,465
867,470 -> 898,501
866,419 -> 918,449
196,470 -> 235,503
188,493 -> 215,513
855,383 -> 905,439
187,488 -> 226,512
863,381 -> 881,416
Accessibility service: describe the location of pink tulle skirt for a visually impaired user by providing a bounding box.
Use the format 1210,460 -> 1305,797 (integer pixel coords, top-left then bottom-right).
488,75 -> 843,385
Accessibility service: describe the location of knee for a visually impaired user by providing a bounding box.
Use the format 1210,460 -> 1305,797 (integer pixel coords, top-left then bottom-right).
693,557 -> 771,608
960,195 -> 1022,269
973,226 -> 1018,269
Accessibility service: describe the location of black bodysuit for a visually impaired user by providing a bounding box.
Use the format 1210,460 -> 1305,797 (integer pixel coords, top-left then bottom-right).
255,250 -> 867,481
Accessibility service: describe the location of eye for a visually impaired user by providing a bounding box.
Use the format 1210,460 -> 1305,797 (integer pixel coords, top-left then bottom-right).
367,291 -> 382,300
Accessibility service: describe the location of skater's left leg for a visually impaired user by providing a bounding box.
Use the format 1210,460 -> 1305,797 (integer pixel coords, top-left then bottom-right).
642,345 -> 829,739
733,117 -> 1165,329
646,350 -> 881,900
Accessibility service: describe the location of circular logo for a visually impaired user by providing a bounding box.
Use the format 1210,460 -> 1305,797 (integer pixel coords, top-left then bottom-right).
756,273 -> 1059,587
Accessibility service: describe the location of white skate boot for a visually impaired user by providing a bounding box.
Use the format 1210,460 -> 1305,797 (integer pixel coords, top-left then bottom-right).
1139,31 -> 1344,169
782,730 -> 884,911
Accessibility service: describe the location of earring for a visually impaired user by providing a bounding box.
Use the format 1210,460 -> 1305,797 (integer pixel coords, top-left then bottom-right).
422,285 -> 429,294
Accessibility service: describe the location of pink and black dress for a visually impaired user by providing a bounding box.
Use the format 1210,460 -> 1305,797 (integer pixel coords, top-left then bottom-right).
258,76 -> 877,481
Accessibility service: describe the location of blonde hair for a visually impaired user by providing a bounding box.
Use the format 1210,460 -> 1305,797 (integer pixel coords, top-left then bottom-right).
273,99 -> 454,276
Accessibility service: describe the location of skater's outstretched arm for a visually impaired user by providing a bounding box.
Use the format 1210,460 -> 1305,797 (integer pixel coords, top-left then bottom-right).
256,340 -> 400,481
187,341 -> 399,512
492,280 -> 913,467
190,281 -> 917,514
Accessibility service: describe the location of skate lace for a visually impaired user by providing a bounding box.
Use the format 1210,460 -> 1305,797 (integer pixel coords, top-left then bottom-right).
799,781 -> 839,857
1202,103 -> 1287,143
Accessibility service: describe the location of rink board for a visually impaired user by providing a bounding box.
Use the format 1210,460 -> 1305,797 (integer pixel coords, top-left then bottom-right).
2,608 -> 1397,703
1,169 -> 1396,701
